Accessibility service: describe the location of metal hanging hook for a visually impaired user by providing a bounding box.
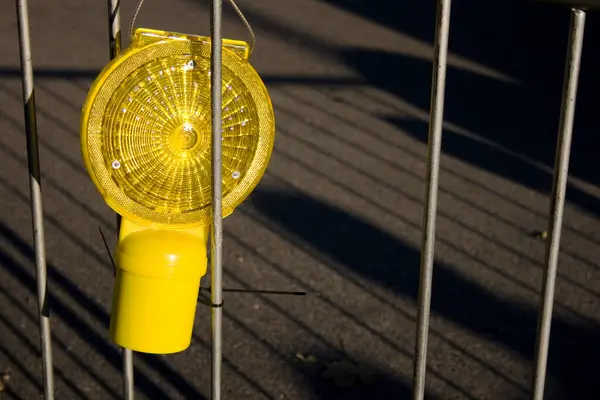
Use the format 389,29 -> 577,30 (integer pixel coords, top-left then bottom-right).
128,0 -> 256,56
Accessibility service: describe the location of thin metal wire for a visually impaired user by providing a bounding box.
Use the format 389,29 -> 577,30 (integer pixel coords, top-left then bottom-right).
14,0 -> 55,398
98,226 -> 117,276
200,286 -> 312,296
531,8 -> 586,400
411,0 -> 451,399
128,0 -> 255,55
210,0 -> 224,398
227,0 -> 256,56
129,0 -> 146,41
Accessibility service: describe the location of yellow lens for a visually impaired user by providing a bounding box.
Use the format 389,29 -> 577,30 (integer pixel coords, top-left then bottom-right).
81,29 -> 275,228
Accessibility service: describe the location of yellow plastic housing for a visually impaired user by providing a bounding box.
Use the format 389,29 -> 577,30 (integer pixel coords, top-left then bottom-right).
80,28 -> 275,229
80,28 -> 275,354
110,218 -> 209,354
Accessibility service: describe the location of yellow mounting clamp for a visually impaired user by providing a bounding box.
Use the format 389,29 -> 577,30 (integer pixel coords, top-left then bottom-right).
80,28 -> 275,354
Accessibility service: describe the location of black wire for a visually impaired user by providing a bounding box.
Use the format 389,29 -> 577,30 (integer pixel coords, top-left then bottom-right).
96,230 -> 312,302
199,286 -> 317,296
98,226 -> 117,277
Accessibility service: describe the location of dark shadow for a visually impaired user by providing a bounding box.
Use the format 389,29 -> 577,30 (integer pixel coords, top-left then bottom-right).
321,0 -> 600,91
321,0 -> 600,214
262,148 -> 596,320
322,0 -> 600,140
224,225 -> 482,399
0,308 -> 90,399
390,115 -> 600,216
294,352 -> 415,400
201,272 -> 422,399
250,188 -> 600,399
0,339 -> 44,392
0,221 -> 208,400
338,47 -> 600,216
274,89 -> 600,256
191,0 -> 600,214
2,385 -> 27,400
0,287 -> 121,399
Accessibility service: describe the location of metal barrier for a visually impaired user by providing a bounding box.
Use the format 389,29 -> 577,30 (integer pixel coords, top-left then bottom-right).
12,0 -> 592,398
104,2 -> 136,398
14,1 -> 54,398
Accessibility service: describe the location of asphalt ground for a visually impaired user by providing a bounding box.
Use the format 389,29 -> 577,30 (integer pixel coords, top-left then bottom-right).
0,0 -> 599,399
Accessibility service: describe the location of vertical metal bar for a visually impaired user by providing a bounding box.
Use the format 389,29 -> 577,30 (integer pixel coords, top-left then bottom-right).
122,347 -> 134,400
122,348 -> 134,400
531,8 -> 585,400
108,0 -> 121,59
412,1 -> 451,399
14,0 -> 55,398
210,0 -> 224,399
106,1 -> 133,398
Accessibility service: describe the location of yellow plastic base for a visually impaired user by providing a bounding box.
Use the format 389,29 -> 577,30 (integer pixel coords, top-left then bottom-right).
109,218 -> 209,354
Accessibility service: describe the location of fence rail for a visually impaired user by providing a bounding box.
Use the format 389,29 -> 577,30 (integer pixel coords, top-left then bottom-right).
14,0 -> 54,398
12,0 -> 591,398
531,8 -> 586,400
210,1 -> 225,399
411,1 -> 451,399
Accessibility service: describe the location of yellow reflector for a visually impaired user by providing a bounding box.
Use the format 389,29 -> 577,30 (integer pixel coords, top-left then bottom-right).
80,28 -> 275,354
81,28 -> 275,229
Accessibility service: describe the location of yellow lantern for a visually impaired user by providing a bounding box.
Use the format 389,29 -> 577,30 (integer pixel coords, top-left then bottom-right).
80,28 -> 275,354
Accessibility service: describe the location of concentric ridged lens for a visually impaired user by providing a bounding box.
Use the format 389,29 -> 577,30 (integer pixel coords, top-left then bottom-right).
81,30 -> 275,228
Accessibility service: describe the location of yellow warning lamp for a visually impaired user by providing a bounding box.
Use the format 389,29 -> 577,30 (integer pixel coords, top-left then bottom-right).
80,28 -> 275,354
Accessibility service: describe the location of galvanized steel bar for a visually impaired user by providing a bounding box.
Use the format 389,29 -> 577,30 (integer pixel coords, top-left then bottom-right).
107,0 -> 122,59
210,0 -> 224,399
106,0 -> 134,398
15,0 -> 55,398
531,8 -> 586,400
412,0 -> 452,399
122,348 -> 134,400
122,346 -> 134,400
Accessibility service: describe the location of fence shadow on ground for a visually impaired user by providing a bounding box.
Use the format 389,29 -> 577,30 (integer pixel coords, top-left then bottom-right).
183,0 -> 600,216
0,220 -> 209,400
249,188 -> 600,399
339,46 -> 600,217
326,0 -> 600,216
294,352 -> 416,400
0,69 -> 425,398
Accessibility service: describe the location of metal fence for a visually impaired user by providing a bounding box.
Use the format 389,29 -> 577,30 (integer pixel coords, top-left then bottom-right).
12,0 -> 592,399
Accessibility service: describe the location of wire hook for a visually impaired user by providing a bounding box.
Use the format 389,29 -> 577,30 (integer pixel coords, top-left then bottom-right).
129,0 -> 256,56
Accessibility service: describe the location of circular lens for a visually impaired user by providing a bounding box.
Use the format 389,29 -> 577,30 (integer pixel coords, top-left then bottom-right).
81,34 -> 275,228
